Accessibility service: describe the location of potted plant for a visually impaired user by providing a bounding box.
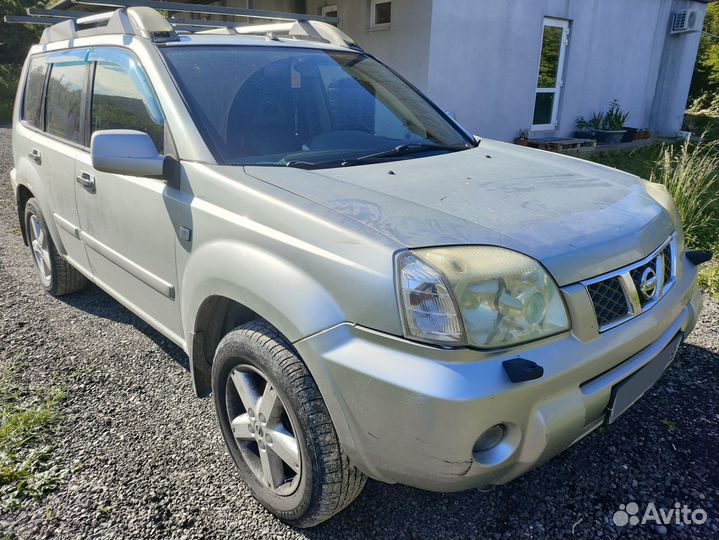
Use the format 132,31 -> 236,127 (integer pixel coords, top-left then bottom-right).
575,113 -> 601,139
594,100 -> 629,144
514,128 -> 531,146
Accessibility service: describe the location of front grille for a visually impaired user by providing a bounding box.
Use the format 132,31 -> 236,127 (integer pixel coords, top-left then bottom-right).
583,235 -> 677,332
586,278 -> 630,327
662,245 -> 673,284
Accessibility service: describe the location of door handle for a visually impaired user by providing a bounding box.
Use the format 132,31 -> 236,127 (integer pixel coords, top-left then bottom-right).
28,149 -> 41,164
76,171 -> 96,193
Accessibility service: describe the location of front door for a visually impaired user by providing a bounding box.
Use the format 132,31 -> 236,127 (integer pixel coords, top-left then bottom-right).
74,47 -> 183,343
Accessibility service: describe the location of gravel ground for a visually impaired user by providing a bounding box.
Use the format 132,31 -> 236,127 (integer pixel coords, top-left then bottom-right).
0,127 -> 717,539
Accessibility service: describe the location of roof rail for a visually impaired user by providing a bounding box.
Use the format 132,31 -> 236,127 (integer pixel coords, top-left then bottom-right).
31,6 -> 178,44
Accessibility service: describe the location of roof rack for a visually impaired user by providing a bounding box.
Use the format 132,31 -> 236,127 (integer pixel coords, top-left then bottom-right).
3,1 -> 359,49
71,0 -> 337,23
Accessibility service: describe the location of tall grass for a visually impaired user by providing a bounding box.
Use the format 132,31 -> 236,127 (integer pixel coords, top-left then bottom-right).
648,137 -> 719,251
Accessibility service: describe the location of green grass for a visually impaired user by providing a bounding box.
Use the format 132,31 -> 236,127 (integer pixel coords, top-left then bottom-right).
0,361 -> 69,510
588,143 -> 670,180
697,260 -> 719,298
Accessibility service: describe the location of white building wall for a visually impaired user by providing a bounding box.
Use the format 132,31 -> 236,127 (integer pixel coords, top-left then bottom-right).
426,0 -> 706,141
306,0 -> 434,90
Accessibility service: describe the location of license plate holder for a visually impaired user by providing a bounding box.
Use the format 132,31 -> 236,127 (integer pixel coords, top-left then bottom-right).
606,333 -> 683,424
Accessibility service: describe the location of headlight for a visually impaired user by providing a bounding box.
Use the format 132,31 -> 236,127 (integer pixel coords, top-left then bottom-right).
396,247 -> 570,348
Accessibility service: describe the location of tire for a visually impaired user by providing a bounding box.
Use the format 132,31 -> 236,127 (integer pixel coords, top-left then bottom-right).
24,198 -> 88,296
212,320 -> 366,527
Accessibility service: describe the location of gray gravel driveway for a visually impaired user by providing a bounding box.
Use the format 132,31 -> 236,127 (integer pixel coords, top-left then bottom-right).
0,128 -> 717,539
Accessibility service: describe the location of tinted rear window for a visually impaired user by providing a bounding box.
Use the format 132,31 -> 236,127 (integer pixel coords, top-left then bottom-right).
22,56 -> 48,128
45,62 -> 86,143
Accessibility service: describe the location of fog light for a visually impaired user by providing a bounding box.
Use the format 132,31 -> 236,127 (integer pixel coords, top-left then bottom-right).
473,424 -> 506,452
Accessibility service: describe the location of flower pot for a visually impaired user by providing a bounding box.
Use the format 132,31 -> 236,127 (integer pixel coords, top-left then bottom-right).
594,129 -> 626,144
514,137 -> 530,146
574,130 -> 596,140
621,127 -> 638,143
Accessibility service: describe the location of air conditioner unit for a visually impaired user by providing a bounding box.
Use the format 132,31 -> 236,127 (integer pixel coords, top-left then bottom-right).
671,10 -> 700,34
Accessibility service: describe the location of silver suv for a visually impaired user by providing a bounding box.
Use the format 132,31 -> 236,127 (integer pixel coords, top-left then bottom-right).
11,6 -> 706,527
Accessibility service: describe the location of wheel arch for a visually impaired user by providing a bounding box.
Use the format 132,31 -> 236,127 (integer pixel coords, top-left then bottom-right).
182,241 -> 346,397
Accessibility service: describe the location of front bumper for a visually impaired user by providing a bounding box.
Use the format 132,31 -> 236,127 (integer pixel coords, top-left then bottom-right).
295,255 -> 703,492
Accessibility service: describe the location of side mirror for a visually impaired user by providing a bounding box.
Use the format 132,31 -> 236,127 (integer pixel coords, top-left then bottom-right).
91,130 -> 165,177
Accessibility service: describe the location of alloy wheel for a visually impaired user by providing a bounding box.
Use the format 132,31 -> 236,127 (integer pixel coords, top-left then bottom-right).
225,365 -> 302,496
28,214 -> 52,287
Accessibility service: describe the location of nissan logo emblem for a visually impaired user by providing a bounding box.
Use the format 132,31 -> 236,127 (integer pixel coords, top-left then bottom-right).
639,267 -> 658,300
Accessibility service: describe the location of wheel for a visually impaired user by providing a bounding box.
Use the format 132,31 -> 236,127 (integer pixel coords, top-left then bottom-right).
212,321 -> 366,527
24,198 -> 88,296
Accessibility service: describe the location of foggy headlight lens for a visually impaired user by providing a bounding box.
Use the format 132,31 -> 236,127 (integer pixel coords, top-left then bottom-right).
397,247 -> 570,349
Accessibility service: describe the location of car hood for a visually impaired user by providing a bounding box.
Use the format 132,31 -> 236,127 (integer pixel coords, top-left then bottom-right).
244,139 -> 674,286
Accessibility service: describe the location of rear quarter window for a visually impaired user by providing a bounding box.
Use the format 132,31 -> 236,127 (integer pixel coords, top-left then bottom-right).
22,56 -> 48,128
45,61 -> 87,144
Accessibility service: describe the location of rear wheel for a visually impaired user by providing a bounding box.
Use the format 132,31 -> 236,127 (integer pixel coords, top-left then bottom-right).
24,198 -> 87,296
212,320 -> 366,527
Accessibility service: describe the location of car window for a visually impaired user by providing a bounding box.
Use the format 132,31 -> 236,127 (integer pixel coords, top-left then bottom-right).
45,61 -> 87,143
22,55 -> 48,128
91,51 -> 164,152
161,46 -> 473,167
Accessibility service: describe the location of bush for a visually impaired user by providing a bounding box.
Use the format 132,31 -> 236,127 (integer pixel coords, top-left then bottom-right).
648,137 -> 719,251
698,260 -> 719,298
0,64 -> 20,124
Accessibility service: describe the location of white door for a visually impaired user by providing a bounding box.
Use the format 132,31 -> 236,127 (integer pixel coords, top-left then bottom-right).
531,18 -> 570,131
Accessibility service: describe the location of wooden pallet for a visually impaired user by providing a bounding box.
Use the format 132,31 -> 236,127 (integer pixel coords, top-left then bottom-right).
522,137 -> 597,151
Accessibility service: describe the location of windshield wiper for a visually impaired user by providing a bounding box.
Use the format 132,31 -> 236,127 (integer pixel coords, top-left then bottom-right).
342,143 -> 470,165
281,143 -> 470,170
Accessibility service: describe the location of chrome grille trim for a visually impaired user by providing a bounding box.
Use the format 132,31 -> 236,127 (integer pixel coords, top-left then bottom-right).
582,234 -> 677,332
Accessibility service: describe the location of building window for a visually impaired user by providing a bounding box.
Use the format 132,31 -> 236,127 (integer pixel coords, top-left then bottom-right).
532,17 -> 569,131
370,0 -> 391,29
322,4 -> 338,21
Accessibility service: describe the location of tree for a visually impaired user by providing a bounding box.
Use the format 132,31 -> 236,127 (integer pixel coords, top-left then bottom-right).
0,0 -> 45,122
688,2 -> 719,111
0,0 -> 45,64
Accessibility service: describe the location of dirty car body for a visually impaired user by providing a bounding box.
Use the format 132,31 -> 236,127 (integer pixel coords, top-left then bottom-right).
10,6 -> 704,525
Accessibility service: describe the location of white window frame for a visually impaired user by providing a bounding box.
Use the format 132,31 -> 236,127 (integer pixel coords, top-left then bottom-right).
531,17 -> 570,131
321,4 -> 338,19
370,0 -> 391,29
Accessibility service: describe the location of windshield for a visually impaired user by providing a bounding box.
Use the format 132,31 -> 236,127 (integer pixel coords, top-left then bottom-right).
161,45 -> 475,168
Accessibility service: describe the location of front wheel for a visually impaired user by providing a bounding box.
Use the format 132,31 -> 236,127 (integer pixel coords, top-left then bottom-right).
212,321 -> 366,527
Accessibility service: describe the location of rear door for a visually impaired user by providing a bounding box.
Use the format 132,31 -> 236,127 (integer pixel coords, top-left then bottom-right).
28,50 -> 93,275
74,47 -> 183,343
